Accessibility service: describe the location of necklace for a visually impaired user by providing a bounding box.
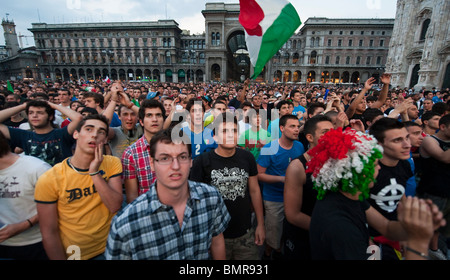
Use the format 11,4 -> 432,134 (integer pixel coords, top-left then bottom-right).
68,157 -> 90,175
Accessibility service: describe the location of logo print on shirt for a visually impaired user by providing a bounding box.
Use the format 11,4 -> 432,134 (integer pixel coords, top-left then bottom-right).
370,178 -> 405,213
211,167 -> 248,201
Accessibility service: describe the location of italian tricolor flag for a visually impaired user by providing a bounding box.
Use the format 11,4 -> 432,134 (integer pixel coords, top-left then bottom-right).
239,0 -> 301,79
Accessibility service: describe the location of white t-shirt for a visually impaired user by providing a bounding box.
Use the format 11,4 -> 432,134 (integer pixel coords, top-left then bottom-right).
0,154 -> 51,246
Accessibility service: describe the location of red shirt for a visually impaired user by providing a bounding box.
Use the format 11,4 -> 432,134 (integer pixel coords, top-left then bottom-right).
121,136 -> 156,195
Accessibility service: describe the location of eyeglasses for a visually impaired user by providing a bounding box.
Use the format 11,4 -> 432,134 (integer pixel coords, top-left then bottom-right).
154,154 -> 191,165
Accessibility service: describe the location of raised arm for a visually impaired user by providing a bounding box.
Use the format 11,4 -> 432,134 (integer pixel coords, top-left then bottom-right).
48,101 -> 83,135
370,73 -> 391,109
0,102 -> 27,139
346,77 -> 375,119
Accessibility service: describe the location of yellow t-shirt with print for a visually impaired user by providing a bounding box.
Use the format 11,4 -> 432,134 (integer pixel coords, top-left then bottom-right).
35,155 -> 122,260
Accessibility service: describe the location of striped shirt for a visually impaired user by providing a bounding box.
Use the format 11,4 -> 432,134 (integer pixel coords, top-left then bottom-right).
121,135 -> 155,195
105,180 -> 231,260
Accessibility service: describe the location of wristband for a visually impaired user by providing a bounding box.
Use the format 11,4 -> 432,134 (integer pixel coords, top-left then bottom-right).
405,246 -> 431,260
89,170 -> 101,176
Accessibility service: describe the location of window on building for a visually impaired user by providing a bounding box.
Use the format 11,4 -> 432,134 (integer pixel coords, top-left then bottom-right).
376,56 -> 382,65
165,51 -> 171,64
420,19 -> 431,41
356,56 -> 361,65
327,39 -> 332,47
369,40 -> 374,47
359,40 -> 364,47
310,51 -> 317,64
338,39 -> 342,47
325,56 -> 330,65
348,40 -> 353,47
335,56 -> 340,65
199,52 -> 205,64
366,57 -> 372,65
346,56 -> 351,65
380,40 -> 384,47
216,33 -> 221,45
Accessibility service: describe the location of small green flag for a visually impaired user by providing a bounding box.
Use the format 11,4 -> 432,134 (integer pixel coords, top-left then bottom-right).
7,81 -> 14,93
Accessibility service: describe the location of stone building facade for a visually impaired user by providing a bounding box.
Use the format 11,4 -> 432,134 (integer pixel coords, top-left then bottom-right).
29,20 -> 207,83
386,0 -> 450,90
270,17 -> 394,85
201,3 -> 394,84
26,2 -> 395,84
0,19 -> 39,81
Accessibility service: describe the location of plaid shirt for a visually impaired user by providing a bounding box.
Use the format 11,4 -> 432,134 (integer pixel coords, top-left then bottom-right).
105,180 -> 231,260
121,136 -> 155,195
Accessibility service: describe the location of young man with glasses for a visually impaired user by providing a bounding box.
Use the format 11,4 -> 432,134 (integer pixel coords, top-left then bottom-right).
105,128 -> 231,260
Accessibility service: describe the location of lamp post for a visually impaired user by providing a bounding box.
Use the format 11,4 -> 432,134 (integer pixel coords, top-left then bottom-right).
102,49 -> 113,79
185,49 -> 196,83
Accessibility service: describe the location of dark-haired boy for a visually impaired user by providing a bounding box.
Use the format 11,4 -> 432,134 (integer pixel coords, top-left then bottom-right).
257,114 -> 305,259
121,99 -> 165,203
0,100 -> 83,166
35,114 -> 123,260
190,112 -> 265,260
368,117 -> 414,259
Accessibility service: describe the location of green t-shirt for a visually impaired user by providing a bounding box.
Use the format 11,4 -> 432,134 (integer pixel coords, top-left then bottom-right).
238,127 -> 272,160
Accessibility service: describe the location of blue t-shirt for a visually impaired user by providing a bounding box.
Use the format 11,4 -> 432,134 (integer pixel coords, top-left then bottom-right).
257,140 -> 305,202
8,126 -> 75,166
110,112 -> 122,128
181,126 -> 217,159
405,153 -> 417,197
292,105 -> 306,117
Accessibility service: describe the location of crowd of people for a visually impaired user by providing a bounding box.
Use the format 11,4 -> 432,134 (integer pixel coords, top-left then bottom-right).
0,75 -> 449,260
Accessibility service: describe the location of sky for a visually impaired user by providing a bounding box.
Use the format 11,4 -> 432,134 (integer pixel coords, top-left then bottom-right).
1,0 -> 398,47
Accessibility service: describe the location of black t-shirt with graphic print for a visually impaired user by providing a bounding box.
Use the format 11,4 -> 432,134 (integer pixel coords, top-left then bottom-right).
190,148 -> 258,239
368,159 -> 413,236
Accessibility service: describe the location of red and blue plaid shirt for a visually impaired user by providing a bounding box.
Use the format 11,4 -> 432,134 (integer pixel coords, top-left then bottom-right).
121,136 -> 156,195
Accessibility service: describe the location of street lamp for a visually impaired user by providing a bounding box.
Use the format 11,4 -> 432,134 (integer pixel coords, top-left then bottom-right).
102,49 -> 113,79
184,49 -> 196,83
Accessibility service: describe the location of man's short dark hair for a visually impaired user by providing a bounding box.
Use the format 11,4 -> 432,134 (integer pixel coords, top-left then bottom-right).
139,99 -> 166,121
149,127 -> 191,158
239,101 -> 253,109
186,98 -> 205,113
439,114 -> 450,127
369,117 -> 405,143
307,102 -> 326,117
303,115 -> 332,136
212,112 -> 238,135
25,100 -> 55,122
75,114 -> 109,137
280,114 -> 298,128
84,92 -> 104,109
422,111 -> 441,125
362,108 -> 384,128
403,121 -> 421,129
81,107 -> 98,115
432,102 -> 448,116
276,100 -> 289,110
